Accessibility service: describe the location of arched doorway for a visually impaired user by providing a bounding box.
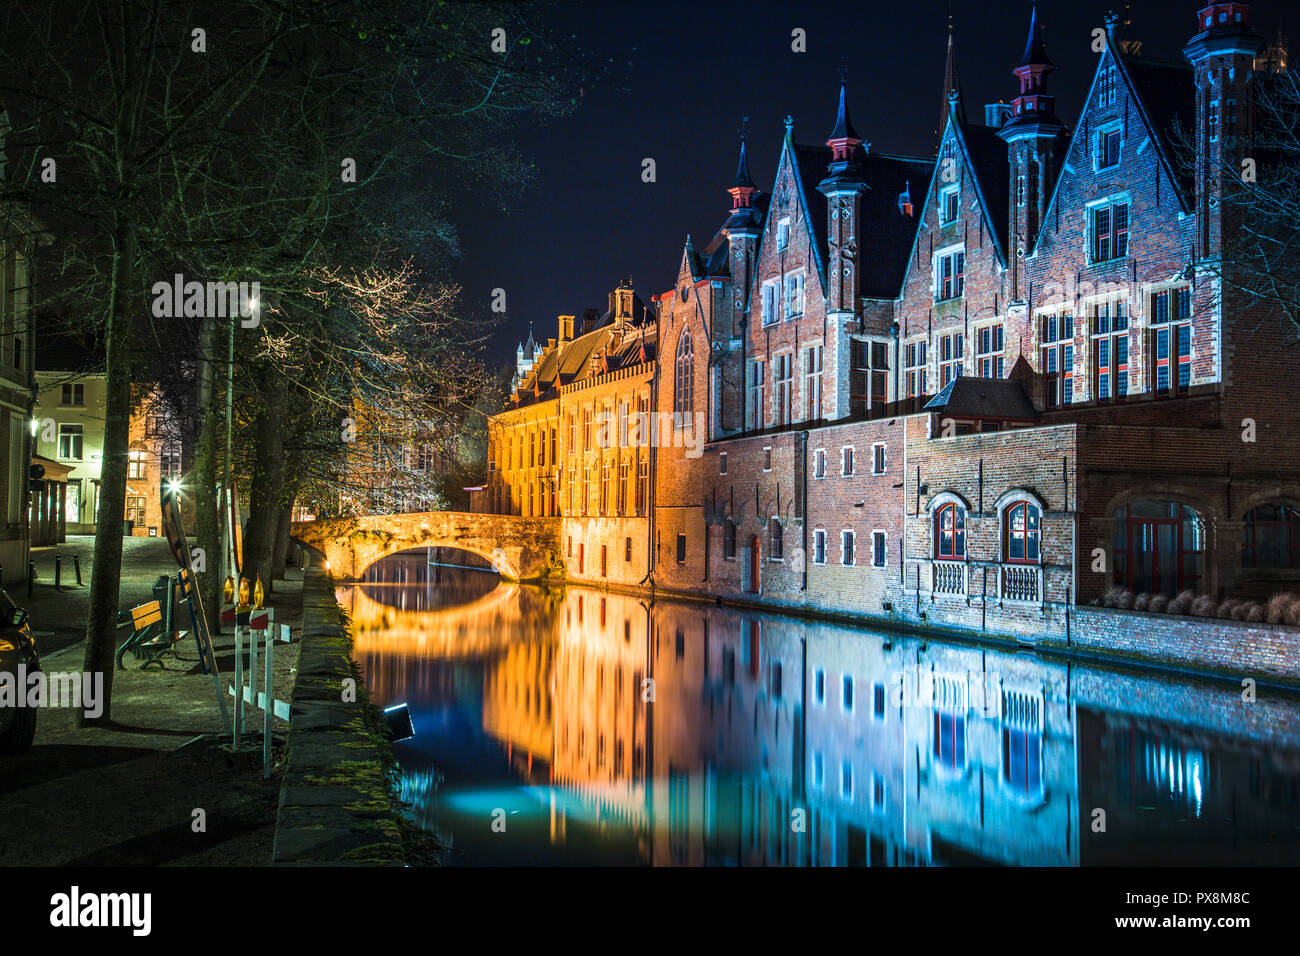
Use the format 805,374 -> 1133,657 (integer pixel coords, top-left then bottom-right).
1113,500 -> 1206,597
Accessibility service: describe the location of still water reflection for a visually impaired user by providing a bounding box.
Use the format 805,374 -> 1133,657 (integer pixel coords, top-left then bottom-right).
344,552 -> 1300,866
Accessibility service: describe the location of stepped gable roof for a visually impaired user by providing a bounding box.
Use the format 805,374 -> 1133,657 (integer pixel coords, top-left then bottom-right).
923,375 -> 1037,421
1117,54 -> 1196,202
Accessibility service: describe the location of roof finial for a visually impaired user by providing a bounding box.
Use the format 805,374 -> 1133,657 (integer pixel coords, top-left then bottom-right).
784,114 -> 795,135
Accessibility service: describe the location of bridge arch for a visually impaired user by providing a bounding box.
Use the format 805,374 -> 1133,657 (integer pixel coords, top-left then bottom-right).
292,512 -> 563,582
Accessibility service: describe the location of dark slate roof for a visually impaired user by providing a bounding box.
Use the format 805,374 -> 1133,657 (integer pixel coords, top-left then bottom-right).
700,228 -> 731,278
788,143 -> 931,299
960,122 -> 1011,259
859,151 -> 935,298
36,328 -> 103,374
923,376 -> 1037,420
791,143 -> 833,284
1118,55 -> 1196,202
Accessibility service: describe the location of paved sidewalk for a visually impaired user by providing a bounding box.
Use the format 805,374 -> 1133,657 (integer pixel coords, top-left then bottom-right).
21,535 -> 185,657
0,534 -> 307,866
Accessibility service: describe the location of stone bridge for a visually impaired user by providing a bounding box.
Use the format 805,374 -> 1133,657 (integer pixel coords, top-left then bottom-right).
291,512 -> 563,581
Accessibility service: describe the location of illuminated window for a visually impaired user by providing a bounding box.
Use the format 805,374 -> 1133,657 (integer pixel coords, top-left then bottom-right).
938,332 -> 964,387
904,340 -> 928,400
977,324 -> 1004,378
1151,287 -> 1192,395
1091,300 -> 1129,401
1041,313 -> 1073,407
935,249 -> 965,301
804,345 -> 823,420
1090,201 -> 1128,262
674,329 -> 694,416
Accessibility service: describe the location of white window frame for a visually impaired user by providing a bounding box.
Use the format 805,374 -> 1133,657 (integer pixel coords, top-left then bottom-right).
871,442 -> 887,475
938,184 -> 960,224
1094,122 -> 1122,171
933,243 -> 965,302
813,528 -> 826,565
842,529 -> 856,567
813,447 -> 825,479
841,446 -> 854,477
783,271 -> 805,321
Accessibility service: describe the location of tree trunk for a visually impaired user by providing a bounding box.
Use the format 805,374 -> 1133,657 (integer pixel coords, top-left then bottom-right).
244,370 -> 289,591
272,490 -> 296,582
193,313 -> 224,633
79,219 -> 136,726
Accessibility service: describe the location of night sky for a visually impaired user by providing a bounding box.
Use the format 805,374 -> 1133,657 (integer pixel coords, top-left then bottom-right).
460,0 -> 1289,365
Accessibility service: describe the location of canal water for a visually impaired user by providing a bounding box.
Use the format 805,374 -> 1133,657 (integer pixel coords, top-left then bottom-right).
344,551 -> 1300,866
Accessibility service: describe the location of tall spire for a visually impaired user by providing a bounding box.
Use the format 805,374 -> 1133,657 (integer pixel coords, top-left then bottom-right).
939,17 -> 964,133
827,81 -> 860,145
727,119 -> 759,212
1016,0 -> 1053,70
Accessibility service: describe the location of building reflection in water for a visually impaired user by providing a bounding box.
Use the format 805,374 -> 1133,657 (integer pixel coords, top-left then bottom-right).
343,551 -> 1300,867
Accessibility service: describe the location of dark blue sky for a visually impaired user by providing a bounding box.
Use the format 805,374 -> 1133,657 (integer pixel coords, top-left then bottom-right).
458,0 -> 1288,366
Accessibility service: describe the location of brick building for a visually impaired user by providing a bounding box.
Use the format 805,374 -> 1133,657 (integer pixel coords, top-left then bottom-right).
486,3 -> 1300,666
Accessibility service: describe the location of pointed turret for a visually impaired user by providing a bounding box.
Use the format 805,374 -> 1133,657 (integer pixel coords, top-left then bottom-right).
818,81 -> 868,325
999,0 -> 1067,302
825,82 -> 863,164
1002,0 -> 1061,131
727,136 -> 759,211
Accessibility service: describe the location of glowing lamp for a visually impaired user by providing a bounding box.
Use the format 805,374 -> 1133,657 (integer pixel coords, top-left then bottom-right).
253,576 -> 265,610
223,576 -> 236,605
238,576 -> 251,607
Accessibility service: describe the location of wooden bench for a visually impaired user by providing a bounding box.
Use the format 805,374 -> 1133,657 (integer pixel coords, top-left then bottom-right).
115,599 -> 183,669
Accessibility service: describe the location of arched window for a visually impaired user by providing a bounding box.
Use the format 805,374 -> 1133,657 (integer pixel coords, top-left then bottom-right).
1114,500 -> 1205,596
1242,503 -> 1300,568
1004,501 -> 1041,563
674,329 -> 693,416
935,503 -> 966,559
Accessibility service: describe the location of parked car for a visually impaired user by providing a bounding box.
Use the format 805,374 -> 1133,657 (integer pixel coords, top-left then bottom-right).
0,592 -> 37,754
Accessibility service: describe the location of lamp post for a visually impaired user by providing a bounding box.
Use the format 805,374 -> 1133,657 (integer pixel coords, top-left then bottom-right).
219,309 -> 236,623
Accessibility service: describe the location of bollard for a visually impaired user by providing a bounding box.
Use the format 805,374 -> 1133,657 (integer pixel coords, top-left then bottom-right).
233,623 -> 243,747
54,555 -> 62,591
27,561 -> 34,597
263,622 -> 273,778
73,554 -> 82,586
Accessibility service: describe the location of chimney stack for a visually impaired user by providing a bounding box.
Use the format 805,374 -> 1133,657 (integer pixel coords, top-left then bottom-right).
558,314 -> 575,343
